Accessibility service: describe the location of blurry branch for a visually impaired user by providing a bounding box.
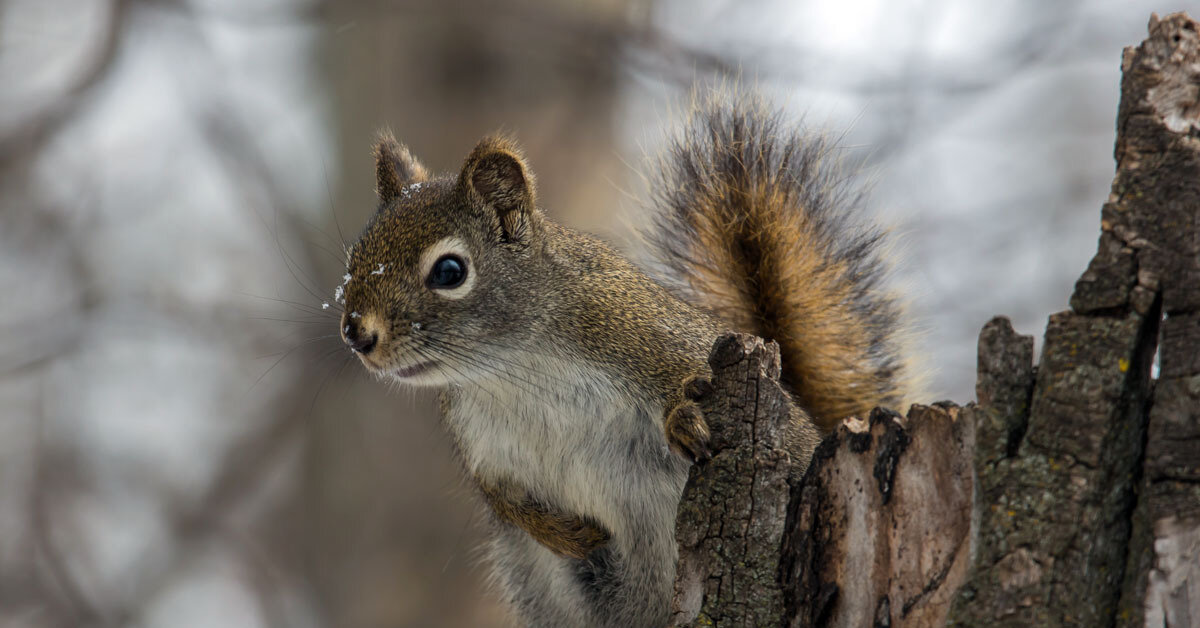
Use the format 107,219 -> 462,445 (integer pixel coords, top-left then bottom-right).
145,0 -> 733,86
159,0 -> 1103,178
12,2 -> 343,624
31,392 -> 105,628
135,0 -> 1093,132
743,1 -> 1083,96
172,0 -> 1081,96
113,405 -> 312,627
0,0 -> 131,172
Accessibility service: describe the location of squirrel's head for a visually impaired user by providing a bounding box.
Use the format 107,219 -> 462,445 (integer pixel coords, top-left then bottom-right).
338,132 -> 547,386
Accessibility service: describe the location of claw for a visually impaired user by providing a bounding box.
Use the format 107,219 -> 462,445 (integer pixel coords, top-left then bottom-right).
683,375 -> 714,402
665,401 -> 712,463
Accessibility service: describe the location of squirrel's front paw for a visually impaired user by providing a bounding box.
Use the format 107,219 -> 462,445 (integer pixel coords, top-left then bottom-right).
664,376 -> 715,462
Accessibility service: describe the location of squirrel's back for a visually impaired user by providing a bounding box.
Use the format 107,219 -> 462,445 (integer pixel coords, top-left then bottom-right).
644,93 -> 917,431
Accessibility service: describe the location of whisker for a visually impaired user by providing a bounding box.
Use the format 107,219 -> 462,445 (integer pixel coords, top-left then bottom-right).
248,335 -> 341,396
417,330 -> 577,391
252,334 -> 341,360
420,338 -> 559,402
298,216 -> 351,267
420,336 -> 547,391
413,344 -> 530,418
419,333 -> 548,378
250,316 -> 336,326
307,348 -> 356,417
322,160 -> 350,259
439,508 -> 477,579
424,329 -> 644,401
260,326 -> 330,353
272,207 -> 343,310
417,329 -> 567,376
239,291 -> 343,316
418,327 -> 568,362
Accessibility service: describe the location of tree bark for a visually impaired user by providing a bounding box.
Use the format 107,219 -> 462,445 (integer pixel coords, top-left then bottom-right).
780,403 -> 975,628
671,11 -> 1200,628
670,334 -> 796,628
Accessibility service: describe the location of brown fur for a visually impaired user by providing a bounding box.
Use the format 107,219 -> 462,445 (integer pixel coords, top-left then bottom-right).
644,92 -> 915,431
344,94 -> 914,625
374,129 -> 430,202
664,375 -> 715,461
476,474 -> 612,560
458,137 -> 540,244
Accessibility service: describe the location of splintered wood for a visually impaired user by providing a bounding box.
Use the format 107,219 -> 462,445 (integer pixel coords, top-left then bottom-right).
670,12 -> 1200,628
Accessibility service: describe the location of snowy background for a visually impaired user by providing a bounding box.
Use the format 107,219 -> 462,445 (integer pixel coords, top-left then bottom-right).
0,0 -> 1175,625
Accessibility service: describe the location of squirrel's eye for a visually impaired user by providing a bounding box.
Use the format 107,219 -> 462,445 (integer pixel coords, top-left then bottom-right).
427,254 -> 467,289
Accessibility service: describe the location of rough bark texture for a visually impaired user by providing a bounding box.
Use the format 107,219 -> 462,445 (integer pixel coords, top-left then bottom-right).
1109,12 -> 1200,627
670,333 -> 796,628
949,12 -> 1200,627
671,12 -> 1200,628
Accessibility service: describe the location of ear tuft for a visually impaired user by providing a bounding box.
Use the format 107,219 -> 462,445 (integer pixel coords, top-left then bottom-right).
459,137 -> 538,243
374,130 -> 430,202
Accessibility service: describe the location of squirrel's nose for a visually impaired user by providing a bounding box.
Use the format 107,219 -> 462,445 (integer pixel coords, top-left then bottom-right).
342,319 -> 378,355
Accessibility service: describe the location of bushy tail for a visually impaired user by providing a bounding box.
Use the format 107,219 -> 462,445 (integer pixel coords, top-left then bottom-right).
644,92 -> 915,431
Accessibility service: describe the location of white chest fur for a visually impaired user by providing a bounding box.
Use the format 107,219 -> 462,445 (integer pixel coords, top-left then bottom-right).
442,358 -> 689,544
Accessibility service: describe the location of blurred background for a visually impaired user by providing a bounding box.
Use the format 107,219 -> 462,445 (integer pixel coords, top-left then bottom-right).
0,0 -> 1174,626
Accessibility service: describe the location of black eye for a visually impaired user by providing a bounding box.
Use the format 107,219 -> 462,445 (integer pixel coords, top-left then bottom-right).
427,254 -> 467,289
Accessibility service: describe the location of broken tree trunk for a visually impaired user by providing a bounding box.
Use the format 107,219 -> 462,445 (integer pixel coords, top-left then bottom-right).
670,12 -> 1200,628
670,334 -> 796,627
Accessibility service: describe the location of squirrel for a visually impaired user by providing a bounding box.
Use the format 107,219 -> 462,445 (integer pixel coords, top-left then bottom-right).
336,91 -> 915,627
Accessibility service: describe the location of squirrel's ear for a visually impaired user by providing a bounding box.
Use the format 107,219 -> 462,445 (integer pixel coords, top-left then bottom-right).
458,137 -> 539,244
374,130 -> 430,203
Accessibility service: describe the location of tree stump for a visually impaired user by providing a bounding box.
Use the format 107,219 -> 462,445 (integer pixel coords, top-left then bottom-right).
780,404 -> 974,628
671,12 -> 1200,628
670,333 -> 796,628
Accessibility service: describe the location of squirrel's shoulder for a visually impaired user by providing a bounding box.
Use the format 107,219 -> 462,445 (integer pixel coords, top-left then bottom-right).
536,222 -> 723,396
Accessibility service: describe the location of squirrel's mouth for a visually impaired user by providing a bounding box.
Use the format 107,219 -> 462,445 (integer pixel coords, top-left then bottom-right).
355,353 -> 438,381
387,360 -> 438,379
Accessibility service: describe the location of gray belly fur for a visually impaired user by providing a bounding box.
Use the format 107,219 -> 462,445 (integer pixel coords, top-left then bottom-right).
443,361 -> 690,627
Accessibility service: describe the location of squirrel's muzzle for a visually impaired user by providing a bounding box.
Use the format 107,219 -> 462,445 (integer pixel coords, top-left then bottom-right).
342,317 -> 379,355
